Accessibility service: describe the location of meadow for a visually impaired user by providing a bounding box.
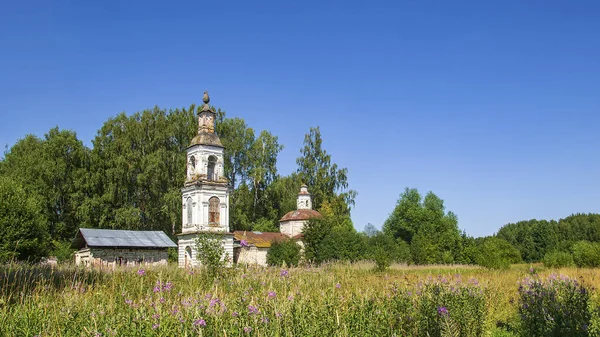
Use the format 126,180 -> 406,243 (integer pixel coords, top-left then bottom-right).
1,262 -> 599,337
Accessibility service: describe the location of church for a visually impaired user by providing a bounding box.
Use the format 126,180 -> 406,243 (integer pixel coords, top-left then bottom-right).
177,92 -> 321,267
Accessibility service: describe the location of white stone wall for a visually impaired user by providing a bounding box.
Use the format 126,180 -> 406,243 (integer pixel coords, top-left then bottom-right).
178,233 -> 234,268
280,220 -> 307,238
181,185 -> 230,234
75,248 -> 169,267
236,246 -> 269,266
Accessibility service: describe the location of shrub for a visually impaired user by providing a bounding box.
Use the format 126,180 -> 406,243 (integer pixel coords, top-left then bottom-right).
477,237 -> 521,270
266,239 -> 301,267
416,276 -> 487,337
195,233 -> 228,278
518,274 -> 591,337
572,241 -> 600,268
543,251 -> 574,268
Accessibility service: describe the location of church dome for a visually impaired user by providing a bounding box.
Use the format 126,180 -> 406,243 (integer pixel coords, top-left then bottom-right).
279,209 -> 322,222
189,132 -> 223,148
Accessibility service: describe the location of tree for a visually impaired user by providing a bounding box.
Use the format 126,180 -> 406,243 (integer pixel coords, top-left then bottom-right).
0,128 -> 88,244
266,239 -> 302,267
476,237 -> 521,269
247,130 -> 284,221
0,177 -> 50,262
296,126 -> 356,213
383,188 -> 462,264
303,215 -> 365,264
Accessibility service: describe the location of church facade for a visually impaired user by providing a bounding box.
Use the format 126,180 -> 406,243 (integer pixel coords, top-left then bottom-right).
177,92 -> 321,267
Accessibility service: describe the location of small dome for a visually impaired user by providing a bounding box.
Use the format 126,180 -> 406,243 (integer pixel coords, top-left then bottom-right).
279,209 -> 322,222
189,132 -> 224,147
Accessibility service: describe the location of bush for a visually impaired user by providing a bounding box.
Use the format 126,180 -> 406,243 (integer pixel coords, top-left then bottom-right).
477,237 -> 521,270
572,241 -> 600,268
266,239 -> 301,267
518,274 -> 591,336
543,251 -> 574,268
195,233 -> 228,278
417,277 -> 487,337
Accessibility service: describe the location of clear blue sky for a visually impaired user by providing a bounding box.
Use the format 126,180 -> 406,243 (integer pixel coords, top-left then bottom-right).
1,1 -> 599,237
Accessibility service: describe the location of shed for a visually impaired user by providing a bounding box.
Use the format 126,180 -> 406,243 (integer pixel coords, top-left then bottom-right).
72,228 -> 177,267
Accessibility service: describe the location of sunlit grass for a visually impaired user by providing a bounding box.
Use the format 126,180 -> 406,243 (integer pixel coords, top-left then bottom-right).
2,262 -> 600,336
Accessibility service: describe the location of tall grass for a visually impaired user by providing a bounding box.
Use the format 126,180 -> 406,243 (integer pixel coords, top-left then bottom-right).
2,262 -> 600,336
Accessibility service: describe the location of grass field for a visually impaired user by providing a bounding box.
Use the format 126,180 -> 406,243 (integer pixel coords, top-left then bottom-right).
1,262 -> 599,336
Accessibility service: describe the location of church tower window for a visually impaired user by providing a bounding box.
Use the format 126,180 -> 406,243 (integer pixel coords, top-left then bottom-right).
186,197 -> 193,225
209,196 -> 220,225
207,155 -> 217,181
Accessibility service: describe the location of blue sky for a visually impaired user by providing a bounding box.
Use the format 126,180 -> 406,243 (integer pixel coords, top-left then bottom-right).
1,1 -> 599,237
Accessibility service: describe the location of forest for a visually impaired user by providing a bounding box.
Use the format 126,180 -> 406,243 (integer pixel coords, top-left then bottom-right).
1,102 -> 599,269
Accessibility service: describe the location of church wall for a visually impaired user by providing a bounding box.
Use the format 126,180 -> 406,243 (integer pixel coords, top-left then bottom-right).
236,246 -> 269,266
280,220 -> 307,238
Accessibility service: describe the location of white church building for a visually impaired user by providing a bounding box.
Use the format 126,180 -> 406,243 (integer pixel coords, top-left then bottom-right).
177,92 -> 320,267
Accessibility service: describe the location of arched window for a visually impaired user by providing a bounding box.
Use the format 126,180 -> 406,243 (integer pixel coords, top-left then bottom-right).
186,197 -> 193,225
185,246 -> 192,268
209,196 -> 220,225
207,155 -> 217,181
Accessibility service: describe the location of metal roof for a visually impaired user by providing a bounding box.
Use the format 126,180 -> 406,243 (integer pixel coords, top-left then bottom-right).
72,228 -> 177,249
233,230 -> 290,248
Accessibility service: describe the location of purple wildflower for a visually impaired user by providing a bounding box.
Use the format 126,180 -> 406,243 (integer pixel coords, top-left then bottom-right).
193,319 -> 207,327
248,305 -> 259,315
280,269 -> 289,277
268,291 -> 276,299
335,283 -> 341,289
244,327 -> 253,333
437,306 -> 449,316
137,269 -> 145,276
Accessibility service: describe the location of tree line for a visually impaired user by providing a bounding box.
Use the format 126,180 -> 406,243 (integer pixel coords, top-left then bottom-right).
1,101 -> 597,268
0,103 -> 354,262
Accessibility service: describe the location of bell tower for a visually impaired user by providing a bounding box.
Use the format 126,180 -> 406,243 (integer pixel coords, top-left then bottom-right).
177,91 -> 233,268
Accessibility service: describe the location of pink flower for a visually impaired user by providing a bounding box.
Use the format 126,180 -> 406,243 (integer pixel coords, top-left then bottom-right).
137,269 -> 145,276
193,318 -> 206,327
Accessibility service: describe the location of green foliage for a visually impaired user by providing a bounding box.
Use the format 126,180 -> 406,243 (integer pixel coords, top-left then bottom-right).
266,239 -> 301,267
572,241 -> 600,268
195,233 -> 228,278
303,216 -> 365,264
1,129 -> 88,242
383,188 -> 462,264
416,278 -> 487,337
477,237 -> 521,270
0,177 -> 50,262
496,213 -> 600,263
296,126 -> 356,213
543,251 -> 574,268
50,240 -> 75,263
456,232 -> 482,265
251,217 -> 279,232
518,274 -> 591,337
